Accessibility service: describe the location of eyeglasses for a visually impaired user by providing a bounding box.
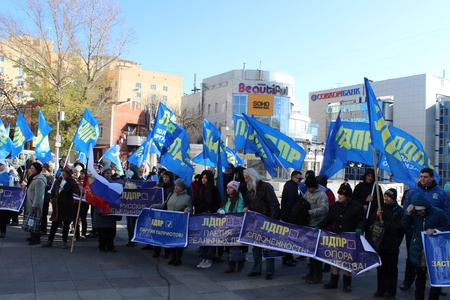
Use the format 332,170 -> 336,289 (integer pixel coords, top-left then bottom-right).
294,177 -> 302,180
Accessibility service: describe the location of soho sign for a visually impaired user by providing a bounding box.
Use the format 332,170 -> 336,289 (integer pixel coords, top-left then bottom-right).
310,88 -> 361,101
239,83 -> 289,96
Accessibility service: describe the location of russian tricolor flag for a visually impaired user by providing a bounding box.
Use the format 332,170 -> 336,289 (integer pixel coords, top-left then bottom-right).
83,145 -> 123,213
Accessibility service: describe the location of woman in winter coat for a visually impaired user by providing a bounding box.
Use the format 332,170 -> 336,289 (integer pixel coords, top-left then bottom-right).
24,162 -> 47,245
218,180 -> 245,273
369,188 -> 405,298
402,193 -> 450,300
42,166 -> 80,249
0,159 -> 14,238
194,170 -> 221,269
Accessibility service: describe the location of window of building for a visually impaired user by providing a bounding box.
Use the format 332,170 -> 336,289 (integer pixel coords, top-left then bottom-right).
224,101 -> 228,112
162,95 -> 167,101
150,84 -> 156,90
18,69 -> 25,76
0,57 -> 4,62
98,125 -> 103,138
17,92 -> 23,98
215,103 -> 218,113
232,95 -> 248,114
0,67 -> 4,73
207,104 -> 211,114
135,82 -> 141,89
18,80 -> 24,87
150,94 -> 156,100
163,86 -> 168,92
135,92 -> 141,98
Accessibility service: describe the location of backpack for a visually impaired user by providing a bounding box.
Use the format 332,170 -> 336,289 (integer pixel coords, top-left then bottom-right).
289,194 -> 311,226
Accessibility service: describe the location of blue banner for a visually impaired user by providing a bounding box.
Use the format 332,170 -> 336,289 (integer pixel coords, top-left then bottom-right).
128,132 -> 152,167
34,110 -> 53,164
423,232 -> 450,287
365,78 -> 416,187
188,213 -> 244,246
133,208 -> 189,247
73,109 -> 99,157
0,119 -> 13,159
107,188 -> 163,216
0,186 -> 26,212
111,178 -> 157,189
11,112 -> 34,159
315,230 -> 381,275
160,119 -> 194,187
238,210 -> 319,258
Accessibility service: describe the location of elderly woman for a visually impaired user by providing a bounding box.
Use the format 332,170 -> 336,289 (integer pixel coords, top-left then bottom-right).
25,162 -> 47,245
42,166 -> 80,249
152,178 -> 192,266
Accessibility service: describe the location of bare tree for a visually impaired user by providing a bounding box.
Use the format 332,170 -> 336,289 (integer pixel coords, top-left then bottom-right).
175,103 -> 203,144
0,0 -> 134,152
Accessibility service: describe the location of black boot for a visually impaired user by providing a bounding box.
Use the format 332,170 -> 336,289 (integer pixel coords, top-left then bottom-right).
224,262 -> 236,273
342,275 -> 352,292
323,274 -> 340,289
237,259 -> 245,272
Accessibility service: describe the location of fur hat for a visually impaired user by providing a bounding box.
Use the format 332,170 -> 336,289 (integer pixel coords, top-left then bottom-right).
62,166 -> 73,176
384,188 -> 397,201
227,180 -> 240,192
337,185 -> 352,198
174,178 -> 187,190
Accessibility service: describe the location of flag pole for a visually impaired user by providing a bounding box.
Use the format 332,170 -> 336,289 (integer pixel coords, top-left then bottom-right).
371,145 -> 383,222
63,142 -> 74,167
71,188 -> 84,253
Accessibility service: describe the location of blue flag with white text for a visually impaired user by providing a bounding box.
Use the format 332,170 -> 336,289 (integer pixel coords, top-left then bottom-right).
160,120 -> 193,187
0,120 -> 13,159
34,110 -> 53,163
152,102 -> 176,151
72,108 -> 99,158
128,131 -> 152,167
11,112 -> 34,159
365,78 -> 416,187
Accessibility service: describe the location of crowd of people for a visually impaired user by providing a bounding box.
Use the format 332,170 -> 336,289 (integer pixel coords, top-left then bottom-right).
0,157 -> 450,300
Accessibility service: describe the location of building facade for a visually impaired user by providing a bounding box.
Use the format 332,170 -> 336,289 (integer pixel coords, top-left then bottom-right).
308,74 -> 450,184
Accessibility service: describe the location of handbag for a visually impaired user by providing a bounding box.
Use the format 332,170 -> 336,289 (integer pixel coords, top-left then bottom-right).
22,212 -> 42,233
366,220 -> 385,251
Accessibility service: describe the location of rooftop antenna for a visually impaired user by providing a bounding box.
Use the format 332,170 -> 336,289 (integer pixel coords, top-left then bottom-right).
192,73 -> 200,94
259,61 -> 262,80
243,63 -> 246,80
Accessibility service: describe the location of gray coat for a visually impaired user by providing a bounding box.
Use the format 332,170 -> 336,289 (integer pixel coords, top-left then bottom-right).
153,189 -> 192,213
305,185 -> 329,227
25,173 -> 46,217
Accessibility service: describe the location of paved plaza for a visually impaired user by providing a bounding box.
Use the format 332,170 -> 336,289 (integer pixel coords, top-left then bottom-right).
0,218 -> 424,300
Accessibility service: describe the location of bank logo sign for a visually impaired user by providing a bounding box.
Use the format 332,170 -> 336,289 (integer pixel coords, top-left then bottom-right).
247,94 -> 274,116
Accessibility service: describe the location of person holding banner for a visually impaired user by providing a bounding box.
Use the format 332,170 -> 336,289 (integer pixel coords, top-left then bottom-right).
242,168 -> 281,280
151,178 -> 192,266
218,180 -> 245,273
42,167 -> 80,249
0,159 -> 14,238
401,193 -> 450,300
317,185 -> 366,292
369,188 -> 404,299
352,168 -> 383,217
195,170 -> 221,269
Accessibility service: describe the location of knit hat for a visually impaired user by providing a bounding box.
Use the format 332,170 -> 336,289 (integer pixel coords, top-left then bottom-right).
42,163 -> 52,172
101,167 -> 112,176
227,180 -> 240,192
174,178 -> 187,190
384,188 -> 397,201
304,176 -> 318,188
445,182 -> 450,193
337,185 -> 352,198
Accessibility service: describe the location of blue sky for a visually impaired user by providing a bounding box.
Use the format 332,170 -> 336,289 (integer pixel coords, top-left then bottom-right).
4,0 -> 450,112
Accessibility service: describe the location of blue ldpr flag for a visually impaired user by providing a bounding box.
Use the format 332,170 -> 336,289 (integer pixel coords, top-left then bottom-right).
11,112 -> 34,159
202,119 -> 229,169
159,120 -> 193,187
242,114 -> 306,170
103,144 -> 124,176
73,108 -> 99,158
319,111 -> 349,178
365,78 -> 416,187
128,131 -> 152,167
34,110 -> 53,164
0,119 -> 13,159
152,102 -> 176,151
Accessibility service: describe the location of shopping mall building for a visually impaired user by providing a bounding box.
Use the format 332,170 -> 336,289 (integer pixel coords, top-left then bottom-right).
308,73 -> 450,185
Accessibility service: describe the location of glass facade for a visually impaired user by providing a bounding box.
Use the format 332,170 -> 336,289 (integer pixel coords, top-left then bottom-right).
439,101 -> 450,185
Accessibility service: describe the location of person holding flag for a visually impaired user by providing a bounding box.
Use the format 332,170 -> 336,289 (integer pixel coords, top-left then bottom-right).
0,159 -> 14,238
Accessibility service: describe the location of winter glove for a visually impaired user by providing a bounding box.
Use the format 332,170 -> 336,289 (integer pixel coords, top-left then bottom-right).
218,208 -> 225,215
406,204 -> 414,215
425,228 -> 435,236
355,228 -> 363,236
314,226 -> 319,232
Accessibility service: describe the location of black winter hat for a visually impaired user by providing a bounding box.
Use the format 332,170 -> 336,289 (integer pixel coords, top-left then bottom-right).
384,188 -> 397,201
337,185 -> 352,198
